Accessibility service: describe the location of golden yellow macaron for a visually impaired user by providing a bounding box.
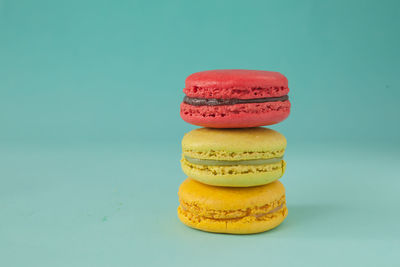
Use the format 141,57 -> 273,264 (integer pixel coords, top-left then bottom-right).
177,178 -> 288,234
181,127 -> 287,187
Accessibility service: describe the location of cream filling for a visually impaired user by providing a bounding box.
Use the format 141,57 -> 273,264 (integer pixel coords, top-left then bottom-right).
184,156 -> 283,166
253,204 -> 284,218
180,203 -> 285,220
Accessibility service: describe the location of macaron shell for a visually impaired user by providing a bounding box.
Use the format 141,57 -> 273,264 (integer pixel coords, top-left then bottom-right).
178,205 -> 287,234
184,86 -> 288,100
178,179 -> 285,212
180,100 -> 290,128
181,157 -> 286,187
185,69 -> 288,99
182,127 -> 287,158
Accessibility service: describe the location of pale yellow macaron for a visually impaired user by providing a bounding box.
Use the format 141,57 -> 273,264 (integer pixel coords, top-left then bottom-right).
181,127 -> 287,187
177,178 -> 288,234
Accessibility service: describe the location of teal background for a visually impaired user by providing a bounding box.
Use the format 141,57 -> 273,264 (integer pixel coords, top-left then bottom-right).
1,0 -> 399,266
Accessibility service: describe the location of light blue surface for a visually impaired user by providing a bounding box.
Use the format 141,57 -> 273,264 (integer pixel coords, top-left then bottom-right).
1,0 -> 400,266
1,143 -> 399,266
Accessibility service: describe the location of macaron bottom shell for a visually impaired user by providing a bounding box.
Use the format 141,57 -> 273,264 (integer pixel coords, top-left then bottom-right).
180,101 -> 290,128
181,157 -> 286,187
177,205 -> 288,234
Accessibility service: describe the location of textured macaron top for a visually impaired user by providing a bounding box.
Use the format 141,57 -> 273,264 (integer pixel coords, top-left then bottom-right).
178,178 -> 285,211
184,69 -> 289,99
182,127 -> 286,160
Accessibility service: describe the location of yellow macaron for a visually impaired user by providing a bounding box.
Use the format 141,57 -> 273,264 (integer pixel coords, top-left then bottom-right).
177,178 -> 288,234
181,127 -> 287,187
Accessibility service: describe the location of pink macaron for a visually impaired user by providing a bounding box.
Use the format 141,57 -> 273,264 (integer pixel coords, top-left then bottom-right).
180,69 -> 291,128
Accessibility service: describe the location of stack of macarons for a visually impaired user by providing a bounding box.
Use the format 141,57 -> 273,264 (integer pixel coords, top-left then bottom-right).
178,69 -> 291,234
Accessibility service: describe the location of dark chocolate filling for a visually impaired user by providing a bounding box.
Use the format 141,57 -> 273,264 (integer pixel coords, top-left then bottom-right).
183,95 -> 289,106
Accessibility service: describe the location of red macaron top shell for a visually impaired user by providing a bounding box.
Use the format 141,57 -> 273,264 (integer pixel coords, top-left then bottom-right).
184,69 -> 289,99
